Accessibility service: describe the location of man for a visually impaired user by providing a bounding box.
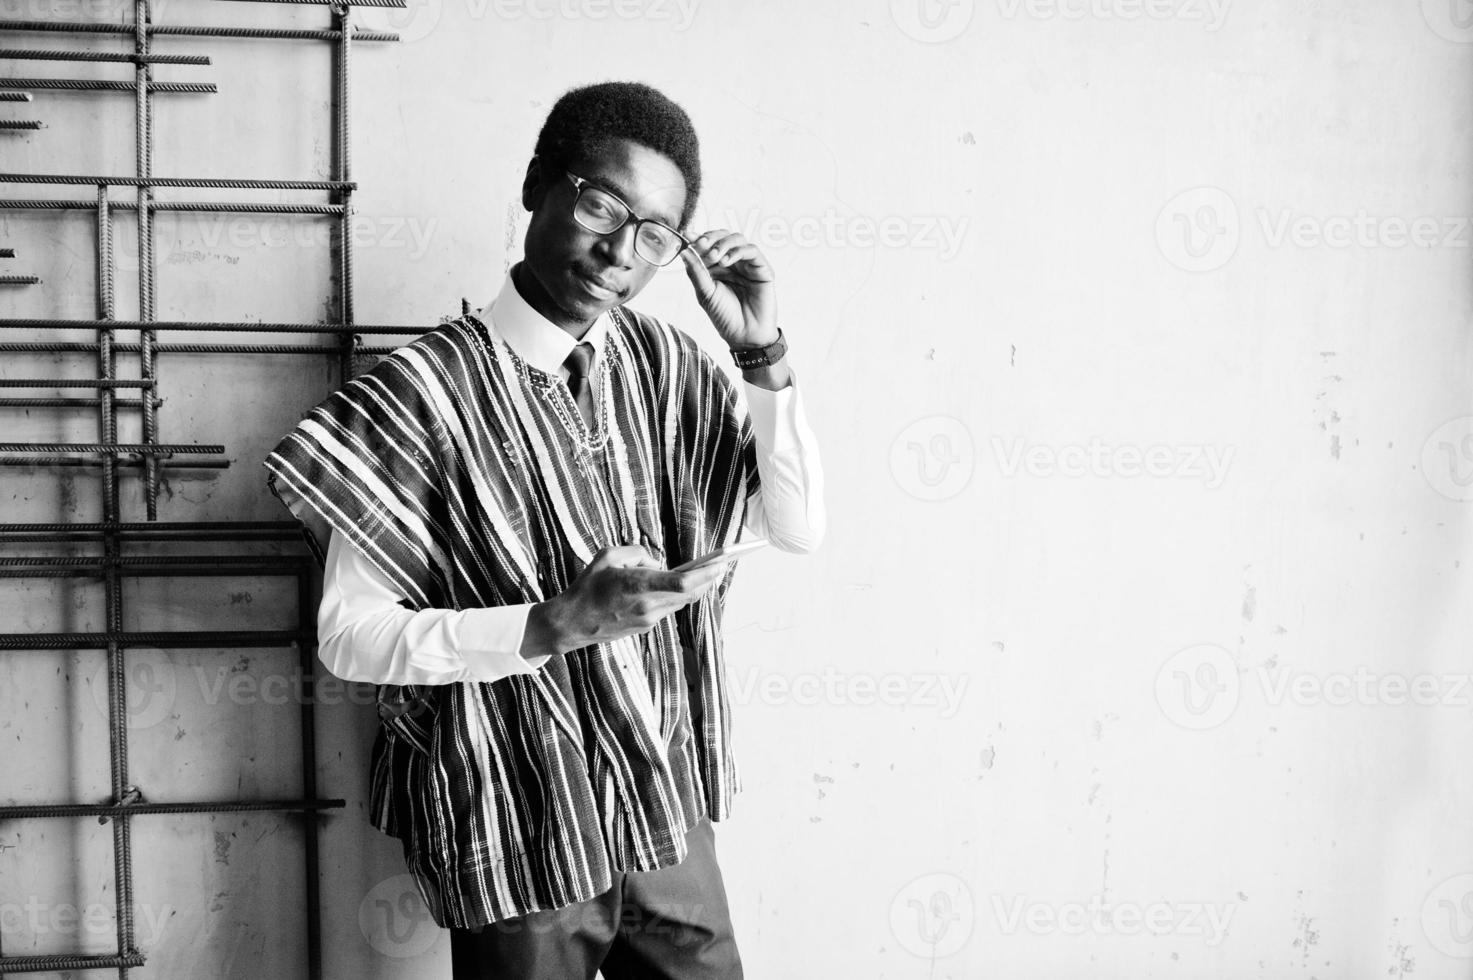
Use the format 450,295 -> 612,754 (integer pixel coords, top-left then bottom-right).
265,81 -> 824,978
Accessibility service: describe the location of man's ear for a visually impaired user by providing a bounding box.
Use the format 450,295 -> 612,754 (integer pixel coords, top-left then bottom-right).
522,156 -> 553,212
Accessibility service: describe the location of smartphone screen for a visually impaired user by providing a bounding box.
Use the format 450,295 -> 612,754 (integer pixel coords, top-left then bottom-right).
670,538 -> 769,573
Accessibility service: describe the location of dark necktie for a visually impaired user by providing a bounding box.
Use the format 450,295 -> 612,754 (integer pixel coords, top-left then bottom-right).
563,341 -> 596,429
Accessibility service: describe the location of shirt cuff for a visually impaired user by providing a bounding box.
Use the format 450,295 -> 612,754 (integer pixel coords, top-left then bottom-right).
743,367 -> 803,454
453,605 -> 552,678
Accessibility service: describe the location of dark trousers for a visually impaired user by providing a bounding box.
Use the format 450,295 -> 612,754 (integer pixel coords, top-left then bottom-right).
449,816 -> 744,980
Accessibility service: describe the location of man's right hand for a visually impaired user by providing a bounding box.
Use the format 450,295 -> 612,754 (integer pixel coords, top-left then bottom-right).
522,545 -> 730,657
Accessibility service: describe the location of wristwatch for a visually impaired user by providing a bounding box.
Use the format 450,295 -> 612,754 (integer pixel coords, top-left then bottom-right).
729,328 -> 788,370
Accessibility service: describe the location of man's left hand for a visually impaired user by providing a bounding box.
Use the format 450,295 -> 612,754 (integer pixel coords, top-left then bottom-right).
681,230 -> 778,348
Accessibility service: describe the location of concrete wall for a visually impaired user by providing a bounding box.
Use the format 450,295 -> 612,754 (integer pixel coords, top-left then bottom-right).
3,0 -> 1472,976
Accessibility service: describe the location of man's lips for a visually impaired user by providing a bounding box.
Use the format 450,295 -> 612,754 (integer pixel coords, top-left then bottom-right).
572,269 -> 623,299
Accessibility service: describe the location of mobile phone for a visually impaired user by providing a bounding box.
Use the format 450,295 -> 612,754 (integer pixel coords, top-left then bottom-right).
670,539 -> 769,573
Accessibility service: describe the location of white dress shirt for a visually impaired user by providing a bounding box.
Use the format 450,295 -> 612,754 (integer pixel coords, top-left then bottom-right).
316,273 -> 825,687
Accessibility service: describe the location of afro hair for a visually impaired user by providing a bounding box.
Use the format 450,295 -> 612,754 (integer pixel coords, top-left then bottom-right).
533,80 -> 701,231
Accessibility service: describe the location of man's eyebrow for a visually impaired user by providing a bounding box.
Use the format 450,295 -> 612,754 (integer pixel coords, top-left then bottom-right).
584,173 -> 681,229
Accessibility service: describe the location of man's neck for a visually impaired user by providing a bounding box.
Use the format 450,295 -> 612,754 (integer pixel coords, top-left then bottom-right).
511,262 -> 595,341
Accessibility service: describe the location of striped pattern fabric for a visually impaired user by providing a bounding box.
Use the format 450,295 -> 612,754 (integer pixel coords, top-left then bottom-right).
264,306 -> 758,929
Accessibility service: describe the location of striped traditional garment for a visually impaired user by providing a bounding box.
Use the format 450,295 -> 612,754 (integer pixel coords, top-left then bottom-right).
264,305 -> 758,929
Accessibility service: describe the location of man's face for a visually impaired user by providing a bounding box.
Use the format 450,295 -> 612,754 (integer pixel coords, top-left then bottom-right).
520,137 -> 688,331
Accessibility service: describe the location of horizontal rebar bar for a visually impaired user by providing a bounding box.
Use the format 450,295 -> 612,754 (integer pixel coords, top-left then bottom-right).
0,318 -> 422,335
0,555 -> 305,568
0,247 -> 13,256
0,457 -> 228,469
0,275 -> 38,284
0,198 -> 346,213
0,120 -> 41,130
0,378 -> 152,388
0,629 -> 313,649
0,50 -> 211,65
0,443 -> 223,454
0,173 -> 353,190
0,341 -> 392,355
0,520 -> 300,533
0,397 -> 145,409
0,952 -> 147,974
0,92 -> 31,102
0,21 -> 398,42
0,798 -> 346,819
0,77 -> 216,93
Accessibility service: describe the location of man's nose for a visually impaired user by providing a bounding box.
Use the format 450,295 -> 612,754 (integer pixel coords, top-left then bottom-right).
593,221 -> 638,267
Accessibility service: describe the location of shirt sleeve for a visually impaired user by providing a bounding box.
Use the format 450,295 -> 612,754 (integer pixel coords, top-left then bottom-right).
317,528 -> 554,686
740,368 -> 826,552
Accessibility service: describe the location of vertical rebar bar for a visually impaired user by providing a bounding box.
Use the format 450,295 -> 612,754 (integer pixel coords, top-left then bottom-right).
333,2 -> 355,384
296,567 -> 323,980
136,0 -> 159,522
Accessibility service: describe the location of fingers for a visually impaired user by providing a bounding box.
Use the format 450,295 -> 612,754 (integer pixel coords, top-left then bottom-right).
680,246 -> 717,302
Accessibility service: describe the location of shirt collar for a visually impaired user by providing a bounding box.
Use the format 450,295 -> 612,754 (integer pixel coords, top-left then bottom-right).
480,268 -> 610,377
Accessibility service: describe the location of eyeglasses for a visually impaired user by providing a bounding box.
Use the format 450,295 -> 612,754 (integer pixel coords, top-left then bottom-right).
565,172 -> 690,267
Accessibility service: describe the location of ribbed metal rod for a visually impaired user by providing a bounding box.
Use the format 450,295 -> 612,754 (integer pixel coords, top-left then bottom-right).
0,555 -> 307,568
0,199 -> 346,213
0,398 -> 144,408
0,92 -> 30,102
0,953 -> 147,975
0,799 -> 346,819
0,247 -> 14,255
0,50 -> 210,65
0,78 -> 215,93
0,630 -> 313,649
0,173 -> 353,189
0,342 -> 392,354
0,21 -> 398,42
0,457 -> 227,468
0,318 -> 421,334
0,520 -> 300,533
0,379 -> 152,388
0,275 -> 39,284
0,121 -> 42,130
0,443 -> 223,454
